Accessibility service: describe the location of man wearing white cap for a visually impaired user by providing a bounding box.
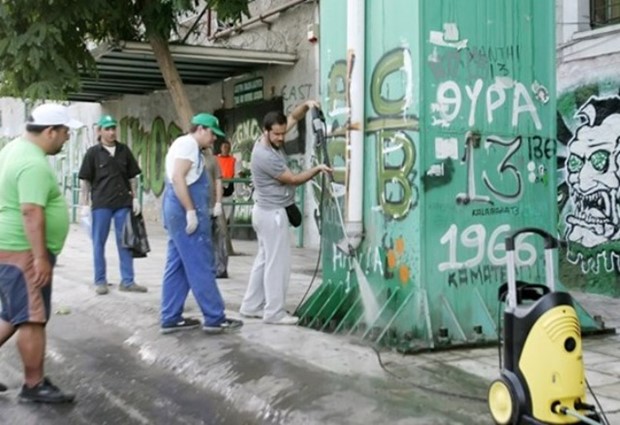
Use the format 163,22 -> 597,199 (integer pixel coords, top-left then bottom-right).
0,103 -> 81,403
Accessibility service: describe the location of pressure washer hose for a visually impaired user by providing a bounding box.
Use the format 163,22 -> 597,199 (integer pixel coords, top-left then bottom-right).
556,406 -> 604,425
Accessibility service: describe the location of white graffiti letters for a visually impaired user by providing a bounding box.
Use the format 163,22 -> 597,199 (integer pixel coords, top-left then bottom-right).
438,223 -> 537,272
432,78 -> 542,130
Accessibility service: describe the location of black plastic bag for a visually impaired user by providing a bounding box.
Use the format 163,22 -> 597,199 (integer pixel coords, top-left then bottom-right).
122,212 -> 151,258
223,182 -> 235,197
285,203 -> 302,227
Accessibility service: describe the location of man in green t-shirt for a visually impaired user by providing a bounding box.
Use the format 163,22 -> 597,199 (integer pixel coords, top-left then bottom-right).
0,103 -> 81,403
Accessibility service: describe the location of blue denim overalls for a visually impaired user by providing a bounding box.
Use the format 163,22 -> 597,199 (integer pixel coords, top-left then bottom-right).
160,157 -> 225,327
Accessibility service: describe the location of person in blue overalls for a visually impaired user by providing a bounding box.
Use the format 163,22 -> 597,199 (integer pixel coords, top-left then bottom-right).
160,113 -> 243,334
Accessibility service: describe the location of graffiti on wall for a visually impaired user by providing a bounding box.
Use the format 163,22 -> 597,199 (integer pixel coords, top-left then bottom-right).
281,83 -> 313,115
426,26 -> 554,288
430,77 -> 543,130
229,117 -> 262,169
316,47 -> 418,287
558,88 -> 620,291
565,96 -> 620,248
120,116 -> 182,197
322,48 -> 419,222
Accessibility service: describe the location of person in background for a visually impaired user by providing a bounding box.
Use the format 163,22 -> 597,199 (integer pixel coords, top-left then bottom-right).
204,147 -> 228,278
78,115 -> 147,295
160,112 -> 242,334
216,140 -> 236,221
239,100 -> 332,325
0,104 -> 81,402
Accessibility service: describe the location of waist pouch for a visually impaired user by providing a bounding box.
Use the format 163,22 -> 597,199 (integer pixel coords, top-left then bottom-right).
285,204 -> 302,227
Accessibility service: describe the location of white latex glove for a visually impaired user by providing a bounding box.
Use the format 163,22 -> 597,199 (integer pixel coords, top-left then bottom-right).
212,202 -> 222,217
132,198 -> 141,215
185,210 -> 198,234
80,205 -> 91,218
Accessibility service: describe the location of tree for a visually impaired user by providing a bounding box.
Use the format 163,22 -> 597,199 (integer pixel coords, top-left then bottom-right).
0,0 -> 250,129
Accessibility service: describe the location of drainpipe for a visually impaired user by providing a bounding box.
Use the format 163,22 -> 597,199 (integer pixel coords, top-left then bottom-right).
341,0 -> 364,253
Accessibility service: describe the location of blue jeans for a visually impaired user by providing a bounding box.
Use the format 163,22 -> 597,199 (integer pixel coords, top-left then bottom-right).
91,207 -> 134,287
160,172 -> 225,327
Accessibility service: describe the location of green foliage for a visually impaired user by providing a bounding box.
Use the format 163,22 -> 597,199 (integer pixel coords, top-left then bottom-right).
206,0 -> 250,23
0,0 -> 250,101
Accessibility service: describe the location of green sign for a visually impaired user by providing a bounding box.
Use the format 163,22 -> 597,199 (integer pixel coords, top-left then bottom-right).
234,77 -> 263,105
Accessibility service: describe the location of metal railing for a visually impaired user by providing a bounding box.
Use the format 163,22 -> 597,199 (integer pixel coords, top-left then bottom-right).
222,177 -> 254,230
222,177 -> 305,247
66,172 -> 144,223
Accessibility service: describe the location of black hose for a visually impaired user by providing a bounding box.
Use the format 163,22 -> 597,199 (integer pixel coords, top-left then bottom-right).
586,378 -> 610,425
371,345 -> 488,403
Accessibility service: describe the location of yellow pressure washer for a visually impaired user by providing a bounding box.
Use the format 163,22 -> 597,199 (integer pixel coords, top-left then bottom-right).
488,228 -> 603,425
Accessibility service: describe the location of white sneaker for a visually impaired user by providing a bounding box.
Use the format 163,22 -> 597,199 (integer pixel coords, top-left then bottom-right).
239,310 -> 262,319
265,315 -> 298,325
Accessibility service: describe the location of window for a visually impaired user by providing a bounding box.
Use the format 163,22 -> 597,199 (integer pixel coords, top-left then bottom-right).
591,0 -> 620,28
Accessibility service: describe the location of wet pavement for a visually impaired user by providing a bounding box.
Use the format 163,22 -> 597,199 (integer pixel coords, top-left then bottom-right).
0,222 -> 618,424
0,312 -> 259,425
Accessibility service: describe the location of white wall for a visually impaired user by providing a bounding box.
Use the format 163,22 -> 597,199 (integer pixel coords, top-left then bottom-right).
558,0 -> 620,75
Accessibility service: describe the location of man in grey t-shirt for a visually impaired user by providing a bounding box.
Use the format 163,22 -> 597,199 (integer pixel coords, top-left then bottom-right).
239,101 -> 332,325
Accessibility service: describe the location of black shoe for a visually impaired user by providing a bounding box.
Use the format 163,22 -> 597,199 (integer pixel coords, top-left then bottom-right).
19,377 -> 75,403
160,317 -> 201,334
216,271 -> 228,279
203,318 -> 243,334
0,382 -> 7,392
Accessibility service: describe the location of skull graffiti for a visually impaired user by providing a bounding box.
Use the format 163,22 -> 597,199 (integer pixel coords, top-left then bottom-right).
565,96 -> 620,247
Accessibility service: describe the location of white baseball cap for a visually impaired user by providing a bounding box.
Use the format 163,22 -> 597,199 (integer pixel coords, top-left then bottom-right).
28,104 -> 83,129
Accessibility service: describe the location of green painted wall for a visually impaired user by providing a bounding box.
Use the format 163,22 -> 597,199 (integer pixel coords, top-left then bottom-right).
299,0 -> 601,350
420,0 -> 558,344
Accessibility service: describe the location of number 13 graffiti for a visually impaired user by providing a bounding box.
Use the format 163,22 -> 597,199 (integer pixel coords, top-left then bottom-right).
456,134 -> 523,205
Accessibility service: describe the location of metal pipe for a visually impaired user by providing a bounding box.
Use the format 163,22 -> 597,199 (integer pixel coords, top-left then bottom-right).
342,0 -> 365,251
210,0 -> 310,40
181,5 -> 209,44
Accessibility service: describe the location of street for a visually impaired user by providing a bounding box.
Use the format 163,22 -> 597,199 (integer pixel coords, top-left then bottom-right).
0,311 -> 259,425
0,225 -> 617,424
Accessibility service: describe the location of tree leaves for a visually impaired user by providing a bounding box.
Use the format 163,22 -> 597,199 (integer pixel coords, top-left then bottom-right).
0,0 -> 250,101
206,0 -> 250,23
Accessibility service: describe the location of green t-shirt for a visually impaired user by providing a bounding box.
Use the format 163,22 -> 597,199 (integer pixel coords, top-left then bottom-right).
0,137 -> 69,254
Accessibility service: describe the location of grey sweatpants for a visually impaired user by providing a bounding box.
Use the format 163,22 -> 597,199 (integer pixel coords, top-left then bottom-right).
240,204 -> 291,322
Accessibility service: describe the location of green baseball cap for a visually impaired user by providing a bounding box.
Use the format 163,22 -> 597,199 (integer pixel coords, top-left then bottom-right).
191,113 -> 225,137
97,115 -> 117,129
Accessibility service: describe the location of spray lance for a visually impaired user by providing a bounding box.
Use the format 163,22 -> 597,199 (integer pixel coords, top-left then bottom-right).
295,107 -> 333,310
311,105 -> 362,255
310,107 -> 372,305
312,107 -> 330,167
311,106 -> 331,234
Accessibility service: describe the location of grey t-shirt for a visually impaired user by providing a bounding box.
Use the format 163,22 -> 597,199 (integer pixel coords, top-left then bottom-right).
251,138 -> 295,209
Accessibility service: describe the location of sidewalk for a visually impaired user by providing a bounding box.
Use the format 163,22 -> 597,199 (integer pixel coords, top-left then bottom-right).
51,222 -> 620,424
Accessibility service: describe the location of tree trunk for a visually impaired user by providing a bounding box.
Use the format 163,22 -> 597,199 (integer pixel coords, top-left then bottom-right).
148,34 -> 194,132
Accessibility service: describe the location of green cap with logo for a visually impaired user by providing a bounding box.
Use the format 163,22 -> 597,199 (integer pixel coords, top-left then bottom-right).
191,113 -> 225,137
97,115 -> 117,129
